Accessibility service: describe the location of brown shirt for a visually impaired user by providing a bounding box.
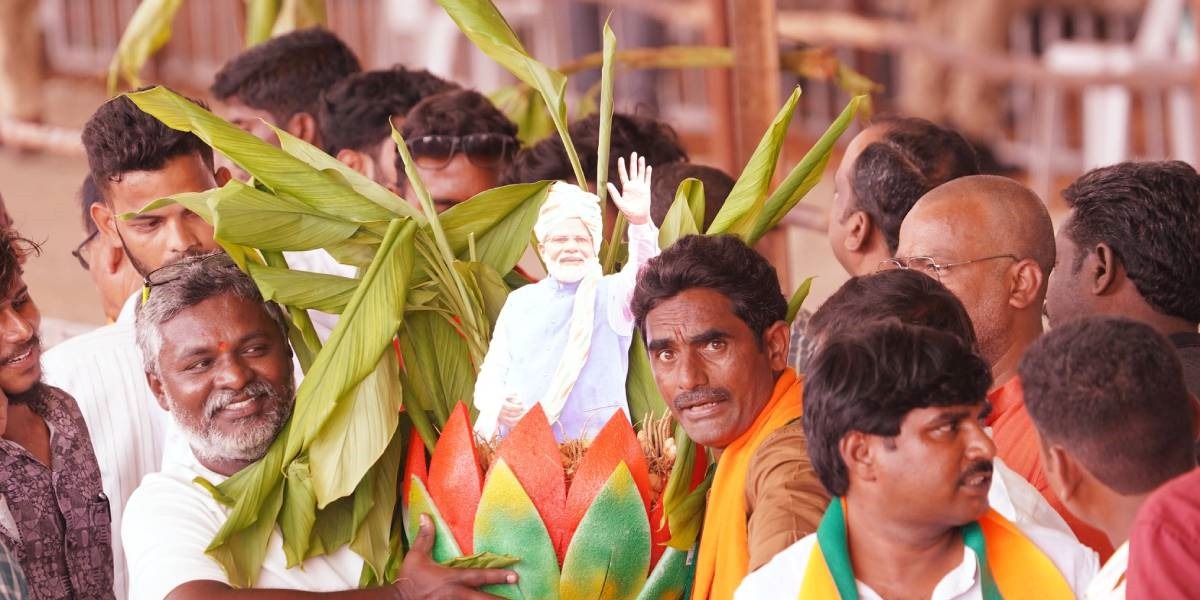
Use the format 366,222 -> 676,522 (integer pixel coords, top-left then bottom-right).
744,419 -> 831,572
0,385 -> 114,600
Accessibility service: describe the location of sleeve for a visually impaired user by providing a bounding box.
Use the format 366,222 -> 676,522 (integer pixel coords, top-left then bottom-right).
1127,510 -> 1195,599
122,480 -> 231,600
473,301 -> 515,438
744,424 -> 831,571
606,221 -> 660,334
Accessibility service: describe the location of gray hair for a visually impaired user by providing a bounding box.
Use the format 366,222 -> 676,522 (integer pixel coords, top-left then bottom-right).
135,254 -> 292,375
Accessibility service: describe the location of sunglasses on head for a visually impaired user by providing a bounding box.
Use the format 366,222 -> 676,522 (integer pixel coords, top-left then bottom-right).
140,252 -> 233,304
408,133 -> 517,171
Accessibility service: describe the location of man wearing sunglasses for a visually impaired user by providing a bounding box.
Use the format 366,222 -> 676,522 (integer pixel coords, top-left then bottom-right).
889,175 -> 1114,559
40,90 -> 231,599
70,175 -> 139,324
397,90 -> 519,212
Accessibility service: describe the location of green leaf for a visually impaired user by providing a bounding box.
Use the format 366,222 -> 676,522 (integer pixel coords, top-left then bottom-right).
121,190 -> 218,223
438,182 -> 552,277
489,84 -> 554,145
107,0 -> 185,94
285,219 -> 416,505
666,469 -> 713,551
658,178 -> 706,249
473,460 -> 560,600
636,547 -> 691,600
270,0 -> 327,37
126,86 -> 396,224
595,19 -> 617,206
706,87 -> 803,237
748,96 -> 864,243
279,459 -> 318,567
269,124 -> 420,220
626,336 -> 667,426
243,0 -> 282,46
442,552 -> 521,570
786,276 -> 815,324
308,353 -> 402,505
560,463 -> 651,599
407,477 -> 464,563
436,0 -> 588,188
350,426 -> 405,581
465,262 -> 509,325
211,180 -> 363,251
397,311 -> 477,427
248,263 -> 359,314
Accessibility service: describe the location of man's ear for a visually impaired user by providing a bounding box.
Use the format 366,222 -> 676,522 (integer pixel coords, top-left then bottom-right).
1090,242 -> 1119,296
1008,259 -> 1045,310
764,320 -> 790,372
146,371 -> 170,412
90,201 -> 120,245
1045,445 -> 1083,504
841,431 -> 877,485
215,166 -> 232,187
98,241 -> 126,276
842,211 -> 871,253
286,112 -> 320,145
336,149 -> 373,179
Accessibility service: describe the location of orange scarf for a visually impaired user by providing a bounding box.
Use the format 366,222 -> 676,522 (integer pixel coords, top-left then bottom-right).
692,370 -> 803,600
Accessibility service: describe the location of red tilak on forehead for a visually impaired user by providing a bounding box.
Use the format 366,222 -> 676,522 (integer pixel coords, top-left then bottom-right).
218,341 -> 229,352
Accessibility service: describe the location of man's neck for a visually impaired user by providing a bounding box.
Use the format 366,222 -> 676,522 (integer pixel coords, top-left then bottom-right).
988,318 -> 1041,391
845,496 -> 966,599
4,404 -> 51,467
849,245 -> 892,278
1094,491 -> 1153,550
195,453 -> 257,478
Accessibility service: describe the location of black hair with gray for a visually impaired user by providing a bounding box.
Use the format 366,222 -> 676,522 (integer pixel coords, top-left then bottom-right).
134,253 -> 291,375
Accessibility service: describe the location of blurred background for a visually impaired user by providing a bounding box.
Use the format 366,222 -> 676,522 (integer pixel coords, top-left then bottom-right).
1,0 -> 1196,340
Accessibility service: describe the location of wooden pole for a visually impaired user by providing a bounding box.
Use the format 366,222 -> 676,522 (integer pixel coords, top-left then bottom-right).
726,0 -> 792,288
703,0 -> 736,173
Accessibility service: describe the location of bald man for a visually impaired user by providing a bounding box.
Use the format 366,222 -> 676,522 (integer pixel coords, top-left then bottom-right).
889,175 -> 1114,559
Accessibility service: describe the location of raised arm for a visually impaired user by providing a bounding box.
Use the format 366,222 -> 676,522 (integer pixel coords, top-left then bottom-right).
605,153 -> 660,333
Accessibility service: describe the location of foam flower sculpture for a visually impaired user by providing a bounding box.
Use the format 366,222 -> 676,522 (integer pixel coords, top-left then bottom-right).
403,402 -> 707,600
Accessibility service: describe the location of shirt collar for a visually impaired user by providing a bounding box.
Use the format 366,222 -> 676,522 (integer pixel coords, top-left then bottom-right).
986,377 -> 1024,423
117,290 -> 139,325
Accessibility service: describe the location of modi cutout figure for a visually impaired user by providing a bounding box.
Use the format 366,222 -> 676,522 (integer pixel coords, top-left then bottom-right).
474,153 -> 658,441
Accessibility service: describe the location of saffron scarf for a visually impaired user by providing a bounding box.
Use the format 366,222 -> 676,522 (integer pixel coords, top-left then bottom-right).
799,500 -> 1075,599
692,370 -> 803,600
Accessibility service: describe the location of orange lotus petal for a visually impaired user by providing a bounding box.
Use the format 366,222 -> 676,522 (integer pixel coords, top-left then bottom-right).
648,498 -> 670,568
494,404 -> 569,560
563,413 -> 651,546
401,431 -> 427,510
428,402 -> 483,553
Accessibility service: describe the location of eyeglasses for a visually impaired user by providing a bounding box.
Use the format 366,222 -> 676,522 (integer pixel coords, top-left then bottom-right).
876,255 -> 1019,282
71,231 -> 99,270
408,133 -> 517,170
140,252 -> 232,304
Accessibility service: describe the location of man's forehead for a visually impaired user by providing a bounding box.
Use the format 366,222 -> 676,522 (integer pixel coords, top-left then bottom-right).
107,160 -> 215,212
646,289 -> 739,332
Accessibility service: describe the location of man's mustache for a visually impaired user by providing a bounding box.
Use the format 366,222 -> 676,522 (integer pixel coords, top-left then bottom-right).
957,460 -> 994,486
203,379 -> 283,420
673,386 -> 732,410
0,335 -> 39,364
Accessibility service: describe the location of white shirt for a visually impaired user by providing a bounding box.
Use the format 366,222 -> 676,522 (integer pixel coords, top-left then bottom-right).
989,458 -> 1074,537
41,292 -> 167,600
122,443 -> 364,599
283,249 -> 358,342
736,513 -> 1098,599
1086,542 -> 1128,600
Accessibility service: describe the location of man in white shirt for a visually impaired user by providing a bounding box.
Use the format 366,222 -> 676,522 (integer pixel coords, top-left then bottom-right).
738,321 -> 1096,599
1018,316 -> 1198,600
124,253 -> 516,599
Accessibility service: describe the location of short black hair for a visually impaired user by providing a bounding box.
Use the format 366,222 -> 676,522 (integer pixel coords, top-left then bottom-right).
804,321 -> 992,496
808,269 -> 977,349
503,112 -> 688,185
1019,316 -> 1195,494
631,234 -> 786,343
318,67 -> 459,155
400,89 -> 517,141
82,89 -> 215,195
848,117 -> 979,253
79,175 -> 102,236
649,162 -> 734,230
0,229 -> 40,293
211,27 -> 361,124
1062,160 -> 1200,324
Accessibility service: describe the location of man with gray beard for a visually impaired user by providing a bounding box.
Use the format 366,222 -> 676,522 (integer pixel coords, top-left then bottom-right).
122,253 -> 516,599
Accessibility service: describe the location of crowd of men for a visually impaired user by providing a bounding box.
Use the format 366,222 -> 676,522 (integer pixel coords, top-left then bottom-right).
0,25 -> 1196,600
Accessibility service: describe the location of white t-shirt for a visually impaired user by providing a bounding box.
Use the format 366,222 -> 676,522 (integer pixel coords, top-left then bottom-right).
736,513 -> 1098,600
122,443 -> 364,600
1086,542 -> 1128,600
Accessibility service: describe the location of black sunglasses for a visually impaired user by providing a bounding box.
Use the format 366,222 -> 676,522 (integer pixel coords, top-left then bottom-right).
71,231 -> 100,270
408,133 -> 517,170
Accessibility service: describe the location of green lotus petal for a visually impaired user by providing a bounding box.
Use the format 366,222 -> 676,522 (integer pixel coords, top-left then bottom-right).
560,462 -> 650,600
406,477 -> 463,564
635,547 -> 691,600
474,460 -> 560,600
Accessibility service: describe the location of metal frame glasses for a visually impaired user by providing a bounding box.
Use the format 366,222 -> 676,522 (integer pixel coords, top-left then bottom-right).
140,252 -> 232,304
876,254 -> 1019,282
71,230 -> 100,270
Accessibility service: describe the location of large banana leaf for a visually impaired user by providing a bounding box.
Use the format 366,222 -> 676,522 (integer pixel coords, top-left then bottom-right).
626,337 -> 666,427
658,178 -> 706,248
127,87 -> 400,224
349,426 -> 405,581
243,0 -> 282,47
270,0 -> 327,38
247,264 -> 358,314
437,0 -> 588,188
437,182 -> 552,277
211,179 -> 360,251
595,20 -> 617,207
106,0 -> 184,94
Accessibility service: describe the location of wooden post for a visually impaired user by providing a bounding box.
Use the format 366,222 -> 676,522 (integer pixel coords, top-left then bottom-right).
726,0 -> 792,288
703,0 -> 736,174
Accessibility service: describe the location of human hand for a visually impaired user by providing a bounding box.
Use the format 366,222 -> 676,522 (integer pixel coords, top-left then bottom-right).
607,152 -> 652,226
394,514 -> 517,599
497,395 -> 525,428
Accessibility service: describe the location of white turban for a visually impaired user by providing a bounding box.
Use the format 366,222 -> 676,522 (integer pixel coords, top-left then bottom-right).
534,182 -> 603,254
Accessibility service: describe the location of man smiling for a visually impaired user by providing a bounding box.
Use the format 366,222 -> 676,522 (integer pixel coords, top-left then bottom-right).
631,235 -> 829,599
738,322 -> 1096,599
